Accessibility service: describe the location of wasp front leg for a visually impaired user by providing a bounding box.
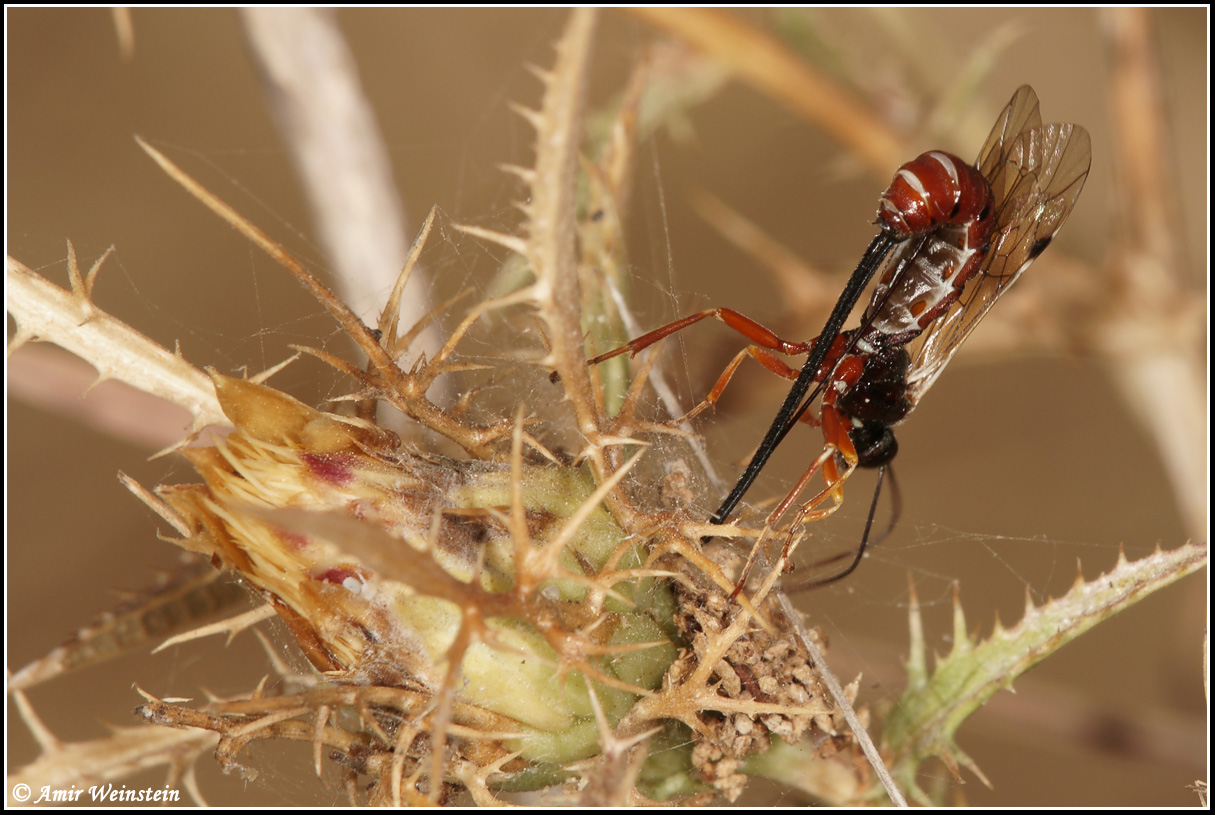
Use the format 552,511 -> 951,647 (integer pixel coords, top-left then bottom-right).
729,401 -> 863,599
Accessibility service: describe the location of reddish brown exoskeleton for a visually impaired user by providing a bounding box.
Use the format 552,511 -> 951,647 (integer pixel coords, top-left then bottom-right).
590,86 -> 1091,590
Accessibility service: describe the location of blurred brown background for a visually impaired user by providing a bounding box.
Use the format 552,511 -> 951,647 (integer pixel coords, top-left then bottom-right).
7,8 -> 1206,806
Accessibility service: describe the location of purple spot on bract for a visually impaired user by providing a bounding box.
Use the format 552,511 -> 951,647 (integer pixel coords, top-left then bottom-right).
303,453 -> 355,486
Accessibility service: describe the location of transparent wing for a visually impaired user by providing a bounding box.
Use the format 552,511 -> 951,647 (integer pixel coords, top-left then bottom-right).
905,104 -> 1092,406
977,85 -> 1042,181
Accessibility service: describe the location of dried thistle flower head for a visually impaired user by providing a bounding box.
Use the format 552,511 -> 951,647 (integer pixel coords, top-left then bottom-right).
138,365 -> 857,804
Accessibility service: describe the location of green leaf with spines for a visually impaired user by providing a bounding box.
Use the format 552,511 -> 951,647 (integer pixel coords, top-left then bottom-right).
884,541 -> 1207,804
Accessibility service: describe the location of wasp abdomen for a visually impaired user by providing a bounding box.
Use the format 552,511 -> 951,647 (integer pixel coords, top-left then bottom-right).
876,150 -> 992,238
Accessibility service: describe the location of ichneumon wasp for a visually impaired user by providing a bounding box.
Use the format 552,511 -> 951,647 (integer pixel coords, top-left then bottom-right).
589,85 -> 1091,593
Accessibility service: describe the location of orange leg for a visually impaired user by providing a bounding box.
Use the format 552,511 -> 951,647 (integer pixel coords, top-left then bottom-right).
766,404 -> 870,589
729,402 -> 861,599
590,307 -> 868,598
729,439 -> 855,600
589,308 -> 839,433
770,403 -> 857,523
680,345 -> 817,423
819,403 -> 859,498
587,308 -> 814,366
